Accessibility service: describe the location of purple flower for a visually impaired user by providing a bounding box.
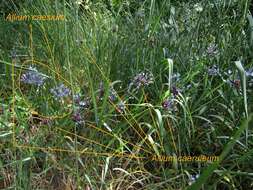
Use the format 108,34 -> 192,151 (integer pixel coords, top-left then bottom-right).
73,93 -> 81,104
109,87 -> 117,102
189,174 -> 200,185
79,98 -> 90,108
172,86 -> 181,97
50,83 -> 71,99
128,71 -> 154,92
72,110 -> 85,125
246,68 -> 253,78
206,43 -> 218,56
207,65 -> 220,76
21,66 -> 47,86
40,118 -> 52,126
171,73 -> 181,83
224,69 -> 233,76
116,101 -> 126,113
73,94 -> 90,108
162,99 -> 173,110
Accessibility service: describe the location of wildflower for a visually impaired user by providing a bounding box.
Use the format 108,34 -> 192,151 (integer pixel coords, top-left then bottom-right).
207,65 -> 220,76
72,110 -> 85,125
40,118 -> 52,126
246,68 -> 253,77
135,9 -> 145,18
73,94 -> 90,108
206,43 -> 219,56
80,99 -> 90,108
189,174 -> 200,185
172,86 -> 181,97
194,3 -> 203,12
224,69 -> 233,76
21,66 -> 47,86
109,87 -> 117,102
171,73 -> 181,83
128,71 -> 154,92
73,93 -> 81,104
50,83 -> 71,100
116,101 -> 126,114
162,99 -> 173,110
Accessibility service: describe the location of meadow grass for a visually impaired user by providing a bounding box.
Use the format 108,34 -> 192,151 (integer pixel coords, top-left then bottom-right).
0,0 -> 253,189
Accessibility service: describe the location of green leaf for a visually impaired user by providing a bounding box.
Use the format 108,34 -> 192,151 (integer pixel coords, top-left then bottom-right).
187,114 -> 253,190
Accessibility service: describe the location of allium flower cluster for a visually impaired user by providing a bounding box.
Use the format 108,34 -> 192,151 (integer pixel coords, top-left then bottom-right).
116,101 -> 126,114
162,99 -> 173,110
50,83 -> 71,100
171,73 -> 181,83
207,65 -> 220,76
206,43 -> 219,56
246,68 -> 253,88
109,87 -> 117,102
189,174 -> 200,185
74,93 -> 90,109
128,71 -> 154,92
97,82 -> 119,102
72,109 -> 85,125
21,66 -> 47,86
172,86 -> 181,97
246,68 -> 253,77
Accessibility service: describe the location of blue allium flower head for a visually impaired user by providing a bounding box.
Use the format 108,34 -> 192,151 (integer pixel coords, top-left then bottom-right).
79,98 -> 90,109
162,99 -> 173,110
21,66 -> 47,86
73,93 -> 81,104
73,93 -> 91,108
116,101 -> 126,113
206,43 -> 218,56
128,71 -> 154,92
171,73 -> 181,83
109,87 -> 117,102
189,174 -> 200,185
246,68 -> 253,78
50,83 -> 71,99
72,110 -> 85,125
207,65 -> 220,76
172,86 -> 181,97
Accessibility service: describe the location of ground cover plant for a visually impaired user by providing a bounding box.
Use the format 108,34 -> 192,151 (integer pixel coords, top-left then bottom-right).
0,0 -> 253,189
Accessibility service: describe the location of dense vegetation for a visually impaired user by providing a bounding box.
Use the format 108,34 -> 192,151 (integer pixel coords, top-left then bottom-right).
0,0 -> 253,189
